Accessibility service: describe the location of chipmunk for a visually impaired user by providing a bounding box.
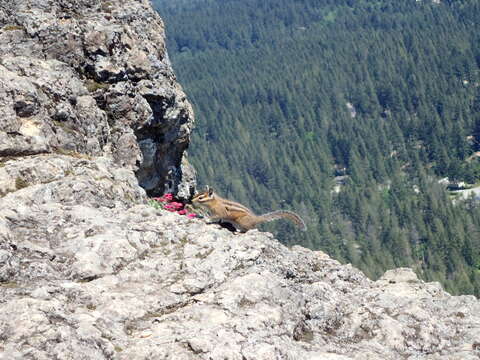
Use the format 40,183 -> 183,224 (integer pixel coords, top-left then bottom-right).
191,186 -> 307,232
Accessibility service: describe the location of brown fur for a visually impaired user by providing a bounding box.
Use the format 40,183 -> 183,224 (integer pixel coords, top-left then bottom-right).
192,187 -> 306,232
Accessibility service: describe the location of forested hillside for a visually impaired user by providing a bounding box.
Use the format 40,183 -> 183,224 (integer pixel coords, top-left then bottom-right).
152,0 -> 480,296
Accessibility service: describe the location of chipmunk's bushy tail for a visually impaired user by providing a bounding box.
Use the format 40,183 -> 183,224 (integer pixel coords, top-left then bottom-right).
260,210 -> 307,231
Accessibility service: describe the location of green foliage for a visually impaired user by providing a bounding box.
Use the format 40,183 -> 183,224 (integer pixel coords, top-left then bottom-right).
153,0 -> 480,296
147,199 -> 163,210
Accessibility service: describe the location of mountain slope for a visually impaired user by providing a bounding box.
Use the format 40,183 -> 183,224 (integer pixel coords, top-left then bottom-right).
153,0 -> 480,296
1,1 -> 480,358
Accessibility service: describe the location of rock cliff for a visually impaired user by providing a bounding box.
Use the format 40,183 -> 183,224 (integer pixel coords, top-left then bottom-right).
0,0 -> 195,198
1,1 -> 480,359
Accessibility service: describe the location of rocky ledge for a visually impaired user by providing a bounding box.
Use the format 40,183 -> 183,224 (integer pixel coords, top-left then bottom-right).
1,153 -> 480,359
1,0 -> 480,359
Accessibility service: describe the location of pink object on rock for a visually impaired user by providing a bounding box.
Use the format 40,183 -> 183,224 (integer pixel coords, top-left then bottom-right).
164,204 -> 176,212
169,202 -> 184,210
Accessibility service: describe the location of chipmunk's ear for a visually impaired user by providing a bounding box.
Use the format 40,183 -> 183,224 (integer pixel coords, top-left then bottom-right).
208,186 -> 214,196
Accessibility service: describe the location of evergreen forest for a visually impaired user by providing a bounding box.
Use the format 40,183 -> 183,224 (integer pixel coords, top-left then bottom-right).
152,0 -> 480,296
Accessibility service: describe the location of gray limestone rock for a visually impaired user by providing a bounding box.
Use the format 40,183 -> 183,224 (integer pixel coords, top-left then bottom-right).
1,0 -> 480,359
0,0 -> 195,199
0,154 -> 479,359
